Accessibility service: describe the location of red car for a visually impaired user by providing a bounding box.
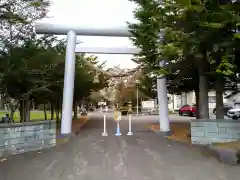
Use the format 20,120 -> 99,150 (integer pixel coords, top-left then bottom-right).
178,104 -> 196,117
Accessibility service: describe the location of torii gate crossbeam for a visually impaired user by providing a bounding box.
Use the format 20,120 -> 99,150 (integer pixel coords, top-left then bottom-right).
34,23 -> 132,37
75,47 -> 140,54
34,23 -> 170,136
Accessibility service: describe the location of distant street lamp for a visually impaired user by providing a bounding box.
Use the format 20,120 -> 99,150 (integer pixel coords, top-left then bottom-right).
135,80 -> 140,115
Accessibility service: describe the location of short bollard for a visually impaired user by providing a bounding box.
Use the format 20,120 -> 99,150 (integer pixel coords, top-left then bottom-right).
127,114 -> 133,136
127,101 -> 133,136
114,110 -> 122,136
115,120 -> 122,136
102,113 -> 108,136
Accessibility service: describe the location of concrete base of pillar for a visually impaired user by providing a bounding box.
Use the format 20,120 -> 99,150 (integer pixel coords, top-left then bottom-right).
127,132 -> 133,136
58,133 -> 74,138
156,131 -> 172,137
102,132 -> 108,136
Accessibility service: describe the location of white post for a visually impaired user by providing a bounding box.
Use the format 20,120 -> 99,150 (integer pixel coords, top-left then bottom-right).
61,30 -> 77,135
127,114 -> 133,136
136,86 -> 139,115
102,113 -> 108,136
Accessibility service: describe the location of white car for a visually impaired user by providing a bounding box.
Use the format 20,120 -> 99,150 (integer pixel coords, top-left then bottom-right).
227,108 -> 240,120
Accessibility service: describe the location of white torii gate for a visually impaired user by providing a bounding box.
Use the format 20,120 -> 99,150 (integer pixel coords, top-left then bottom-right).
34,23 -> 170,136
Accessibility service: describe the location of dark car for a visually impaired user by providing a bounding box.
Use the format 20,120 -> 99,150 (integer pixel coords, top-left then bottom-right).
213,105 -> 232,115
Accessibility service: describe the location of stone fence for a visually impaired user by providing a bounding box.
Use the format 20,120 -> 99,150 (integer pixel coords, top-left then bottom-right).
0,120 -> 56,157
191,119 -> 240,145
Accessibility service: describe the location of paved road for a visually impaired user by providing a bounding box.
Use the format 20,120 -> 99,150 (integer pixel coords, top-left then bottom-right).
0,113 -> 239,180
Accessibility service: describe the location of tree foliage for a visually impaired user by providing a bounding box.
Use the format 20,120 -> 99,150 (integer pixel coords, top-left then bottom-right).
0,0 -> 50,50
0,0 -> 108,122
128,0 -> 240,119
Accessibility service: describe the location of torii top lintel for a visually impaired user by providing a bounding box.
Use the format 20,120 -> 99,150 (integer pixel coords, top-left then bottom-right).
34,23 -> 132,37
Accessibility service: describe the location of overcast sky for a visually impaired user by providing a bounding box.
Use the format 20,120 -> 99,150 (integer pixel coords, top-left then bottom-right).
40,0 -> 138,69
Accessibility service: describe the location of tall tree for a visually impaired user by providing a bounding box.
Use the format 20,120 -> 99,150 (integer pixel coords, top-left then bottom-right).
128,0 -> 240,119
0,0 -> 51,121
0,36 -> 65,121
0,0 -> 50,50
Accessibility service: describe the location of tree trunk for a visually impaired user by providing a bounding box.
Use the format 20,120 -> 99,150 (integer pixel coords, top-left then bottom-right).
9,100 -> 18,122
172,94 -> 175,110
199,75 -> 209,119
198,51 -> 209,119
60,108 -> 62,120
19,100 -> 22,122
19,100 -> 25,122
25,99 -> 30,122
216,76 -> 224,119
195,89 -> 200,119
73,100 -> 78,119
56,100 -> 60,124
60,108 -> 62,121
32,100 -> 36,110
215,50 -> 225,119
0,94 -> 4,110
50,103 -> 54,120
56,109 -> 60,123
20,99 -> 30,122
44,103 -> 47,120
10,108 -> 14,121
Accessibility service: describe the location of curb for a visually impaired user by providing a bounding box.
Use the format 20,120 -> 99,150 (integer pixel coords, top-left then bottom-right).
149,124 -> 240,166
207,144 -> 240,166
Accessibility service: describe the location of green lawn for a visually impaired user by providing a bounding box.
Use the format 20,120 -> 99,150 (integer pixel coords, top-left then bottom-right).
0,111 -> 55,122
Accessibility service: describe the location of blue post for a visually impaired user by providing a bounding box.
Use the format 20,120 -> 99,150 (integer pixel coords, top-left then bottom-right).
115,120 -> 122,136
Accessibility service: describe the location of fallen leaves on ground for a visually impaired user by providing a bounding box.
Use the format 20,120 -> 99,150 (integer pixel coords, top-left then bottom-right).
150,122 -> 191,143
56,116 -> 89,145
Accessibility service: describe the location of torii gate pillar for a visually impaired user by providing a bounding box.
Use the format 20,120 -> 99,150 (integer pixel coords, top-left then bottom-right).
61,30 -> 77,134
34,23 -> 170,136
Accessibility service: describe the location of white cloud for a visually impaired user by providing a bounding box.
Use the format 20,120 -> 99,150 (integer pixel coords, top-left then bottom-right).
40,0 -> 138,69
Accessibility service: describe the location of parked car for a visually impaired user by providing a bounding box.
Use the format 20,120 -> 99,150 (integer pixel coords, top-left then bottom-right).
212,104 -> 232,115
227,108 -> 240,120
178,104 -> 196,117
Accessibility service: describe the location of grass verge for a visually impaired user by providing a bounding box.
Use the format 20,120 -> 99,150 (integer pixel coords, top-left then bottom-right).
0,111 -> 54,122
